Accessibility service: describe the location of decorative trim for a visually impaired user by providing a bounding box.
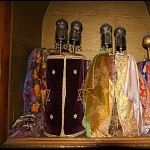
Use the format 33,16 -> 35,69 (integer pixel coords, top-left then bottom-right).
60,56 -> 67,137
77,89 -> 84,104
45,89 -> 50,105
44,130 -> 85,138
47,54 -> 87,60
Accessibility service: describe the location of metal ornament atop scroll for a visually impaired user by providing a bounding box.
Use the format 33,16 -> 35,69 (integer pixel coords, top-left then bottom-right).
55,18 -> 68,53
142,34 -> 150,59
69,20 -> 83,53
100,23 -> 112,49
114,26 -> 126,53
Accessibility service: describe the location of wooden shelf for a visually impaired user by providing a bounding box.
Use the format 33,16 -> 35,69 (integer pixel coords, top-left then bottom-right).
1,137 -> 150,148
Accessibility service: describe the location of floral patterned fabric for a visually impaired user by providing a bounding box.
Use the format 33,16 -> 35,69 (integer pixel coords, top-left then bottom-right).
31,49 -> 47,112
138,60 -> 150,132
23,48 -> 47,113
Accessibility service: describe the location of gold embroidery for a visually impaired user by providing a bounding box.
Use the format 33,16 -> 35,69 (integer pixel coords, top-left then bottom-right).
73,69 -> 77,75
44,130 -> 85,138
82,51 -> 110,137
50,114 -> 53,120
52,69 -> 55,75
46,89 -> 50,104
114,54 -> 138,137
73,114 -> 78,119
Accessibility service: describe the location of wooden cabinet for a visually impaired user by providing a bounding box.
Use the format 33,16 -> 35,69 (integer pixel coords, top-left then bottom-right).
0,1 -> 150,148
0,1 -> 12,145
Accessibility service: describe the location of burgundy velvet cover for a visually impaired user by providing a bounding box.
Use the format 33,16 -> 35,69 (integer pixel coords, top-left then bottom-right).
44,55 -> 88,137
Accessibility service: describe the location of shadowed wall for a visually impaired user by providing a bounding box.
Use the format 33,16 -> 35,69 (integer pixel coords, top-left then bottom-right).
42,1 -> 150,62
10,1 -> 50,127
